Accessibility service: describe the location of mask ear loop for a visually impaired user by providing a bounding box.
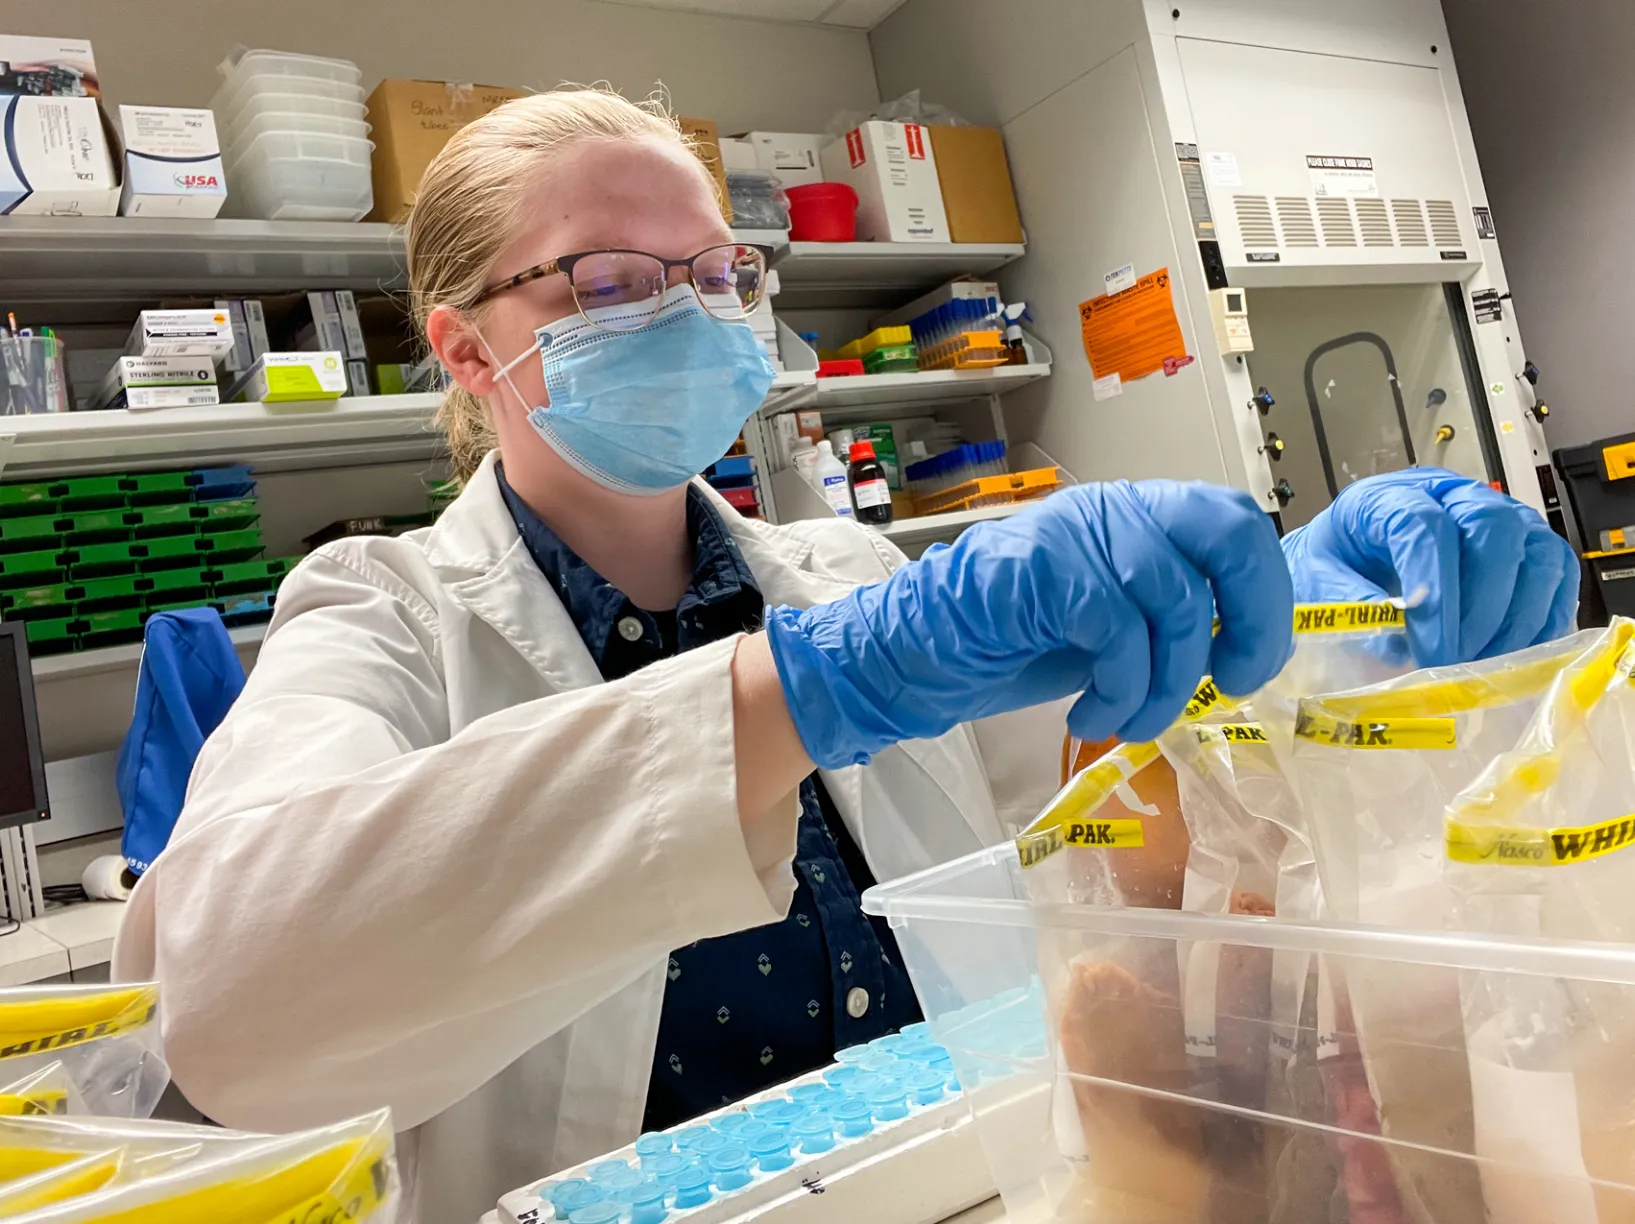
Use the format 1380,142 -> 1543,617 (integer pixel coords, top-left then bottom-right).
470,318 -> 548,417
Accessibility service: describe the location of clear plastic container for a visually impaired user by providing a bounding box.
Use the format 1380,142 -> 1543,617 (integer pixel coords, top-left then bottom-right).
223,130 -> 374,222
229,109 -> 371,148
217,89 -> 368,145
221,48 -> 363,87
862,842 -> 1635,1224
209,73 -> 366,132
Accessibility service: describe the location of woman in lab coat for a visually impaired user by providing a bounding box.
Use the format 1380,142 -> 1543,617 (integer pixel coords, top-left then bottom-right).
112,89 -> 1578,1223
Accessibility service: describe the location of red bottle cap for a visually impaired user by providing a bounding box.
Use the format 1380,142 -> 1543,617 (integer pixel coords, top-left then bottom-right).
848,440 -> 876,462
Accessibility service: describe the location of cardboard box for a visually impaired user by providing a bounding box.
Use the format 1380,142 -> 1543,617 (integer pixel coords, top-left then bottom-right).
0,35 -> 99,97
819,121 -> 948,243
365,79 -> 531,223
216,301 -> 254,374
0,95 -> 118,217
677,116 -> 732,224
744,131 -> 827,188
929,126 -> 1023,244
228,352 -> 348,403
118,106 -> 226,218
94,356 -> 219,413
125,310 -> 235,361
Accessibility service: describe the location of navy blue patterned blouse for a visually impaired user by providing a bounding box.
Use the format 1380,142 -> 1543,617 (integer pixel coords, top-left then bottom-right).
497,469 -> 921,1129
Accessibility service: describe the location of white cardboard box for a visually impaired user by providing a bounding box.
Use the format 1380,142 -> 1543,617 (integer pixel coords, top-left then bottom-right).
0,95 -> 118,217
819,122 -> 948,242
94,355 -> 219,412
126,309 -> 235,361
745,131 -> 827,187
0,35 -> 99,97
118,105 -> 226,218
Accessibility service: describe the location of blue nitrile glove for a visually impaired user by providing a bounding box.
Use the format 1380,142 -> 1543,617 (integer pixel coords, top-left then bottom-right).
1281,467 -> 1579,667
764,480 -> 1294,770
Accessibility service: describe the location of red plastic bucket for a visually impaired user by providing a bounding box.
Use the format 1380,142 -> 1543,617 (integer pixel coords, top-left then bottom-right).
786,182 -> 858,242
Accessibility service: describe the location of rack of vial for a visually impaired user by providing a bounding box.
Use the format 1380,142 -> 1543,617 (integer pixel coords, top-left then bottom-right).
906,299 -> 1008,372
913,469 -> 1064,517
500,1025 -> 993,1224
904,442 -> 1010,497
827,326 -> 919,376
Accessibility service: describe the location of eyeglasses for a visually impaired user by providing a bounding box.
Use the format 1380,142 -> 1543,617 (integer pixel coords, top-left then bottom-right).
469,243 -> 776,331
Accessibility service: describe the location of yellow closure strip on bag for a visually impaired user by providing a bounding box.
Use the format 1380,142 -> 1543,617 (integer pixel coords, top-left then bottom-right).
1192,721 -> 1268,745
1294,711 -> 1457,750
0,1147 -> 78,1183
1447,813 -> 1635,867
0,1149 -> 122,1213
1293,601 -> 1406,634
1016,740 -> 1160,868
0,986 -> 157,1061
0,1064 -> 72,1117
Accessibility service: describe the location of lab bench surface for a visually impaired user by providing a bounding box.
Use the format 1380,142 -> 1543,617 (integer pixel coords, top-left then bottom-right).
476,1197 -> 1008,1224
0,899 -> 125,984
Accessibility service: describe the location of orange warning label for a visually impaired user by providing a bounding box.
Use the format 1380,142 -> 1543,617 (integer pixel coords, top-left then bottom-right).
1078,269 -> 1189,384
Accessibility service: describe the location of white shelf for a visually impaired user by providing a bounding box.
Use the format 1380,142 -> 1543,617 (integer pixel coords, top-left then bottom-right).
771,241 -> 1025,309
0,393 -> 443,479
768,362 -> 1051,420
874,503 -> 1029,544
0,217 -> 405,305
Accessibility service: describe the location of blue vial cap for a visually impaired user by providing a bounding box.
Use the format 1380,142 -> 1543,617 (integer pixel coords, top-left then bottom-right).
900,1021 -> 931,1041
600,1167 -> 643,1195
556,1184 -> 606,1213
641,1152 -> 688,1183
569,1204 -> 622,1224
872,1033 -> 906,1054
789,1082 -> 829,1105
634,1133 -> 672,1157
845,1072 -> 884,1099
829,1096 -> 874,1137
834,1044 -> 871,1064
757,1100 -> 804,1128
822,1065 -> 861,1089
691,1131 -> 729,1156
670,1125 -> 711,1150
748,1130 -> 793,1171
629,1178 -> 668,1224
868,1083 -> 910,1121
895,1037 -> 939,1062
805,1086 -> 846,1113
791,1111 -> 835,1154
708,1147 -> 754,1191
673,1165 -> 712,1209
907,1067 -> 948,1105
589,1161 -> 631,1182
735,1121 -> 779,1146
546,1180 -> 589,1204
857,1050 -> 901,1075
712,1111 -> 754,1135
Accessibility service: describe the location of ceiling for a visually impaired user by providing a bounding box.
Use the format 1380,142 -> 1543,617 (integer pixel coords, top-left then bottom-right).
588,0 -> 907,30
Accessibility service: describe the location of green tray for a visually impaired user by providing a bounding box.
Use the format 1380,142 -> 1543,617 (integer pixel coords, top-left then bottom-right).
0,548 -> 69,589
52,476 -> 129,512
138,568 -> 212,607
0,483 -> 59,520
134,499 -> 260,537
76,607 -> 145,649
119,472 -> 196,504
189,530 -> 265,566
62,508 -> 141,545
209,556 -> 297,596
67,541 -> 144,579
0,514 -> 68,554
23,616 -> 76,654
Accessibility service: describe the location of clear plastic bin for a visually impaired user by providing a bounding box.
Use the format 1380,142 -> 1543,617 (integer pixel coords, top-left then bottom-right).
221,48 -> 363,87
209,73 -> 366,132
863,843 -> 1635,1224
229,109 -> 371,148
224,130 -> 374,222
217,89 -> 368,145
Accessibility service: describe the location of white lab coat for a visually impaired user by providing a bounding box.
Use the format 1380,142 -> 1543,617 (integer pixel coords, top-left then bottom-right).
112,451 -> 1065,1223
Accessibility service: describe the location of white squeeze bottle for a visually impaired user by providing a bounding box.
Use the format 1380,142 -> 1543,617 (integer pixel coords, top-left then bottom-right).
813,439 -> 854,517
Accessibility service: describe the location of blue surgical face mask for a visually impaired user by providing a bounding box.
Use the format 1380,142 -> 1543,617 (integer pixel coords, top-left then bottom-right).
483,284 -> 777,495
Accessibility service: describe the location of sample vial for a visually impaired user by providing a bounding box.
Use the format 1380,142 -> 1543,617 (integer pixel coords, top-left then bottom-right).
791,1111 -> 836,1154
673,1165 -> 713,1209
847,439 -> 892,525
709,1147 -> 754,1191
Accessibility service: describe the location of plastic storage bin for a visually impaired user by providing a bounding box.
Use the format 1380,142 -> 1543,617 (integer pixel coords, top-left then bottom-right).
224,130 -> 374,221
230,109 -> 371,147
222,49 -> 362,87
210,73 -> 365,129
218,89 -> 369,145
863,842 -> 1635,1224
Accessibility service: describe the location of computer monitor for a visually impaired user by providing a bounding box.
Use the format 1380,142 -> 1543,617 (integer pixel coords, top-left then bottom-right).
0,623 -> 48,829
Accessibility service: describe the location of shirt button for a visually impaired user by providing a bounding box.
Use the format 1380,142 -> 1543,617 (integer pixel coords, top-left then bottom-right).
617,616 -> 644,642
845,987 -> 870,1019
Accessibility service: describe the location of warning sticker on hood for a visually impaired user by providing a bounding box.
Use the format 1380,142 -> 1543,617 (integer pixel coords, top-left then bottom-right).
1307,154 -> 1378,197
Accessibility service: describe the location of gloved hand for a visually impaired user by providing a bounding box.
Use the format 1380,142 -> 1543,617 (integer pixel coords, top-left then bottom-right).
1281,467 -> 1579,667
764,481 -> 1293,770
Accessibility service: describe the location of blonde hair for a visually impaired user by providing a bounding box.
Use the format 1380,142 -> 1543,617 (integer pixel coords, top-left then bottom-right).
405,87 -> 696,484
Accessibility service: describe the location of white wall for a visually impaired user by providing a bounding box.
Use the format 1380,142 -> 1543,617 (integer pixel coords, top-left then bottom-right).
1443,0 -> 1635,452
4,0 -> 879,135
